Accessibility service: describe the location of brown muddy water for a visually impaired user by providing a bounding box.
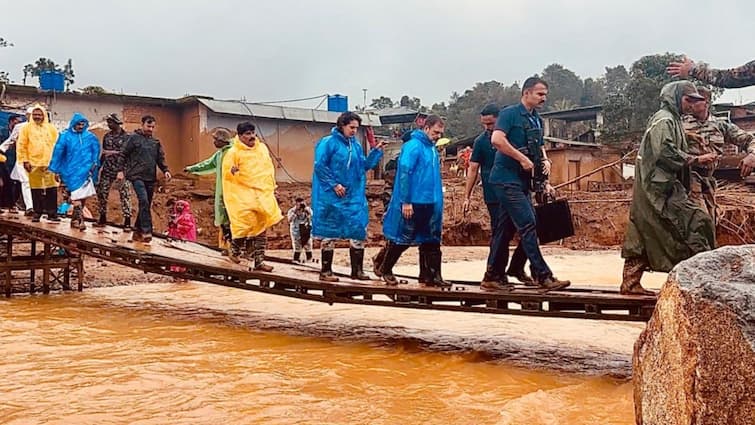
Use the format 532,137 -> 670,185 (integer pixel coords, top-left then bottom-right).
0,251 -> 665,424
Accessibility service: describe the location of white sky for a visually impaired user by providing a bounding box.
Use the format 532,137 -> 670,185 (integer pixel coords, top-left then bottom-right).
1,0 -> 753,108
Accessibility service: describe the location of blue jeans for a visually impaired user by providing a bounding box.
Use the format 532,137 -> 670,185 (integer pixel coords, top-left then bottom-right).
487,183 -> 552,280
131,180 -> 155,234
486,203 -> 527,276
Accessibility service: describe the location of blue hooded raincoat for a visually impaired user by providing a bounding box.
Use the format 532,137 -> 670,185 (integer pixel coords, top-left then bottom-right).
383,129 -> 443,245
49,113 -> 101,192
312,127 -> 383,240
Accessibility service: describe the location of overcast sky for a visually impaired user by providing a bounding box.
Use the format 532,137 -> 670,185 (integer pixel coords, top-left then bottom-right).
1,0 -> 753,108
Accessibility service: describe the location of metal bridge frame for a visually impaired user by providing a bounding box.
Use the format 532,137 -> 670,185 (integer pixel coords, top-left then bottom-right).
0,217 -> 656,322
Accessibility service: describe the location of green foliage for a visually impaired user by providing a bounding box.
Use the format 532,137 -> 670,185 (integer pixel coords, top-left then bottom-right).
22,57 -> 75,89
399,95 -> 422,111
600,53 -> 723,144
81,85 -> 108,95
369,96 -> 394,109
0,37 -> 12,83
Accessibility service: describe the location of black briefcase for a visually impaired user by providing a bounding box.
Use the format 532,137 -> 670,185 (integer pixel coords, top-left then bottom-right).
535,199 -> 574,243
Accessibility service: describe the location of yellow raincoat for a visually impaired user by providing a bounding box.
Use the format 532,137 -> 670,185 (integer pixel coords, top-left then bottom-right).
17,104 -> 58,189
222,136 -> 282,238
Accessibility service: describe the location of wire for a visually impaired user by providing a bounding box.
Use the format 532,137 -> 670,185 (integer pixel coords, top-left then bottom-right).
249,94 -> 328,105
234,99 -> 305,183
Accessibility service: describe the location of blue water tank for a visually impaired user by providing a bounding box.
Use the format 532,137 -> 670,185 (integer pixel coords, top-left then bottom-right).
327,94 -> 348,113
39,71 -> 65,92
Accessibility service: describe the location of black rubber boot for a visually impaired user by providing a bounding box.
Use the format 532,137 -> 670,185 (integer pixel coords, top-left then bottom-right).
372,246 -> 386,277
425,248 -> 451,288
349,247 -> 370,280
305,251 -> 313,262
123,216 -> 131,229
93,213 -> 107,228
293,251 -> 301,263
319,249 -> 339,282
380,242 -> 408,286
418,246 -> 432,283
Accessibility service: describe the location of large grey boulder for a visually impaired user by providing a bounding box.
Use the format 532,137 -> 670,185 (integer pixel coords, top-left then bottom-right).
633,245 -> 755,425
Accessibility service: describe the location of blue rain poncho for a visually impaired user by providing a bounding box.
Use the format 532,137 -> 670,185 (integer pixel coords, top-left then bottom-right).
48,113 -> 101,192
383,129 -> 444,245
312,127 -> 383,240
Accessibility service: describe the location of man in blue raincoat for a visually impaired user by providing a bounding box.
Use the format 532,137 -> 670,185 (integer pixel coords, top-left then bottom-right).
312,111 -> 384,282
379,115 -> 448,287
49,113 -> 101,230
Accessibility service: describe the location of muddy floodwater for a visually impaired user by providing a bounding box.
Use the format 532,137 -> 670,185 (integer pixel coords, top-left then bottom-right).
0,250 -> 665,424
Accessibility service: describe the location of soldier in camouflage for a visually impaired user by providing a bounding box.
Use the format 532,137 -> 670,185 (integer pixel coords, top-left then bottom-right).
682,87 -> 755,226
668,57 -> 755,88
94,114 -> 132,228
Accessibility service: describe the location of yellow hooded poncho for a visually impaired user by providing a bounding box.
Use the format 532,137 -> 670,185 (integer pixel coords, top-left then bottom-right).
221,136 -> 282,238
17,104 -> 59,189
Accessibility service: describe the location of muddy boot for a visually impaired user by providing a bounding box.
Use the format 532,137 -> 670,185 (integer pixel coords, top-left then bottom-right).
481,268 -> 513,291
227,238 -> 243,264
252,235 -> 273,272
71,206 -> 85,230
319,249 -> 339,282
293,251 -> 301,263
349,247 -> 370,280
380,242 -> 408,286
620,257 -> 655,296
93,213 -> 107,228
372,246 -> 387,277
507,270 -> 536,286
425,247 -> 451,288
536,275 -> 571,292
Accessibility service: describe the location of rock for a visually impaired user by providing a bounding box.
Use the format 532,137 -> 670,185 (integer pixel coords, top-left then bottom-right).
633,245 -> 755,425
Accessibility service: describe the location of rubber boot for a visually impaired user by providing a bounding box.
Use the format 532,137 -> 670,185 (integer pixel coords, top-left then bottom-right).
123,216 -> 131,229
252,236 -> 273,272
372,245 -> 387,277
305,251 -> 313,262
349,247 -> 370,280
71,205 -> 86,230
293,251 -> 301,263
319,249 -> 339,282
425,248 -> 451,288
93,213 -> 107,228
380,242 -> 408,286
417,246 -> 432,284
620,257 -> 655,296
227,238 -> 243,264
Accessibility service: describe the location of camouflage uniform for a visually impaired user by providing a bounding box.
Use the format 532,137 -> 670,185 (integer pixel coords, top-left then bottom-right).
689,60 -> 755,89
96,129 -> 132,222
682,114 -> 755,225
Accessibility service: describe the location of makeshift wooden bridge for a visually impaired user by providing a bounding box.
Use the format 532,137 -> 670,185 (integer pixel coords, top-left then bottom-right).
0,210 -> 656,322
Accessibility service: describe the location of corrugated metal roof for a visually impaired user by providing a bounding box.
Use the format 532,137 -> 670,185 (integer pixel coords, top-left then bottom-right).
198,98 -> 381,126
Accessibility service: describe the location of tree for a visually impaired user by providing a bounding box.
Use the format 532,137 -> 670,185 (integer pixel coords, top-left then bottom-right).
398,95 -> 422,111
22,57 -> 76,90
81,85 -> 108,95
443,80 -> 521,139
600,53 -> 723,144
540,63 -> 584,111
369,96 -> 395,109
580,77 -> 606,106
552,99 -> 577,111
0,37 -> 12,83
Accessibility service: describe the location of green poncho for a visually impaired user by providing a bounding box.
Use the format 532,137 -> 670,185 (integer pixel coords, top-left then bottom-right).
621,82 -> 715,272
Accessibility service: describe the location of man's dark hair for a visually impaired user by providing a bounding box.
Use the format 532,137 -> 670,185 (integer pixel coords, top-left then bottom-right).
480,104 -> 500,117
295,197 -> 304,203
237,121 -> 256,134
424,115 -> 444,128
141,115 -> 156,124
336,111 -> 362,128
522,77 -> 548,94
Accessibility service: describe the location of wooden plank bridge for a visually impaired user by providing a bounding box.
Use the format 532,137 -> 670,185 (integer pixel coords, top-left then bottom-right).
0,210 -> 656,322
